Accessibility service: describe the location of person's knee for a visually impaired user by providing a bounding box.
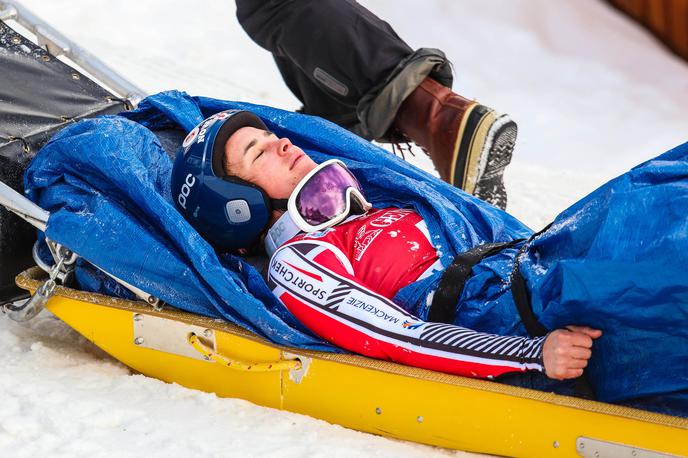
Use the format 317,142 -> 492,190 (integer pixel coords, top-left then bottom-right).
235,0 -> 292,51
236,0 -> 345,53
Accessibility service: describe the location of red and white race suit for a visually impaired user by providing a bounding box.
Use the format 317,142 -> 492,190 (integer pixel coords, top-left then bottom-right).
267,207 -> 545,378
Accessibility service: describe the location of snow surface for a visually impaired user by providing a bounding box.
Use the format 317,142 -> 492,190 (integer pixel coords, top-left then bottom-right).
2,0 -> 688,456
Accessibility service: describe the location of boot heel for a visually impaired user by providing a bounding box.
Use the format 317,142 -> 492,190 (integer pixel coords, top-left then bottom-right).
455,105 -> 496,194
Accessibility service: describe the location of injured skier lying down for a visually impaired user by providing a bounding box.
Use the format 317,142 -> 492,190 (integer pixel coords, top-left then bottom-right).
25,92 -> 687,418
170,109 -> 688,417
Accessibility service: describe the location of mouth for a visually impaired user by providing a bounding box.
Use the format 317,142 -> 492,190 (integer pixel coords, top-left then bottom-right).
289,152 -> 303,171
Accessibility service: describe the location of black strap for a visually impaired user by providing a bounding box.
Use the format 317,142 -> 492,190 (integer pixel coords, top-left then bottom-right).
270,198 -> 288,211
429,239 -> 524,323
509,241 -> 548,337
508,223 -> 551,337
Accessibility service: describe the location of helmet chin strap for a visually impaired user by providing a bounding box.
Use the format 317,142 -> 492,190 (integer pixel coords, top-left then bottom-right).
264,210 -> 302,257
270,198 -> 288,211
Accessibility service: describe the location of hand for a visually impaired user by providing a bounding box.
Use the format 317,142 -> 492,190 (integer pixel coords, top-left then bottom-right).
542,325 -> 602,380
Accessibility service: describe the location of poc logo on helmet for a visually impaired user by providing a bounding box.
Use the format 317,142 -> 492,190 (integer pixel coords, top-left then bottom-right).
177,173 -> 196,209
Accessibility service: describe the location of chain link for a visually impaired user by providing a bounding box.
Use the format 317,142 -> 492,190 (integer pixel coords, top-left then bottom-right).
33,246 -> 70,304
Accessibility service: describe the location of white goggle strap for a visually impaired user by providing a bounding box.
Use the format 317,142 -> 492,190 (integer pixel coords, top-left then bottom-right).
264,210 -> 303,257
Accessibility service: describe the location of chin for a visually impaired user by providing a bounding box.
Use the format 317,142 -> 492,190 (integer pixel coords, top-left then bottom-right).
297,157 -> 317,176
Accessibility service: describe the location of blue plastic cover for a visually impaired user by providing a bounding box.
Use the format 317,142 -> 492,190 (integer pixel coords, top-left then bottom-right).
24,91 -> 688,410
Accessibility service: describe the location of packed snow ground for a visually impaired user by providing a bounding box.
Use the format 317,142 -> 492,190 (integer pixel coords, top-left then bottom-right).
2,1 -> 688,456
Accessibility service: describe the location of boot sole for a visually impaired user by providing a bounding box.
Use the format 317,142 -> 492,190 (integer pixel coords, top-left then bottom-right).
451,105 -> 516,210
474,116 -> 516,210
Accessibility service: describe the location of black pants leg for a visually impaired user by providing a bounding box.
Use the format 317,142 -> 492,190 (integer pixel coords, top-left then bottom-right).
236,0 -> 452,140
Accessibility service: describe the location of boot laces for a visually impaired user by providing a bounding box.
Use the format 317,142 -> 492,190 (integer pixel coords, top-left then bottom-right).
391,141 -> 417,161
387,128 -> 418,161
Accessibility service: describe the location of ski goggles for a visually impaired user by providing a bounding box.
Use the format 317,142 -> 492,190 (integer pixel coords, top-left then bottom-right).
288,159 -> 372,232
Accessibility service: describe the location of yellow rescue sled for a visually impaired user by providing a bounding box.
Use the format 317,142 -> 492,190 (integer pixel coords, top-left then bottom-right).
16,267 -> 688,458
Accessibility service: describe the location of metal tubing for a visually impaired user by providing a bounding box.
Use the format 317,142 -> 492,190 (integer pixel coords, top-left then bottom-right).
0,2 -> 16,20
5,282 -> 51,321
0,1 -> 146,106
0,180 -> 48,232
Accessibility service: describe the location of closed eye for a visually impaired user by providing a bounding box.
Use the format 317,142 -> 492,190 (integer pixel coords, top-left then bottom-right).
248,130 -> 274,163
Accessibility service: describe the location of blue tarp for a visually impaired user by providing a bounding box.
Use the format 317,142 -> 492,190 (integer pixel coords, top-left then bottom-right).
25,91 -> 688,413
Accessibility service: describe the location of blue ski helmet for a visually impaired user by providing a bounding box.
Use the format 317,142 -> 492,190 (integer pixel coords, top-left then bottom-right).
171,110 -> 273,251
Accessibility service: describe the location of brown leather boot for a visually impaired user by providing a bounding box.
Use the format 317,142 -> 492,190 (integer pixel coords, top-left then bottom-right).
392,77 -> 517,210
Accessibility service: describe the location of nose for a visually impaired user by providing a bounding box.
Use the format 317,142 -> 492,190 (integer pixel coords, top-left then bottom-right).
275,137 -> 292,157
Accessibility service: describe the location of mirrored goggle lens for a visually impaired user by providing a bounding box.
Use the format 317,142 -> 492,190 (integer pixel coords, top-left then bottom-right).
295,163 -> 365,227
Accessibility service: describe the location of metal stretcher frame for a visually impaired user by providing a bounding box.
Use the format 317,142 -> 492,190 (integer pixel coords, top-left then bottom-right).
0,1 -> 147,300
0,1 -> 146,105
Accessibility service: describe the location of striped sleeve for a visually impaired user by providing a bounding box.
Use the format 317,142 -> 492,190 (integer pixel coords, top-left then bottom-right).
268,240 -> 545,379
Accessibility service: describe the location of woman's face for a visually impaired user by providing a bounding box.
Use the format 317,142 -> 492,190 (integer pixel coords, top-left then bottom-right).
224,126 -> 317,199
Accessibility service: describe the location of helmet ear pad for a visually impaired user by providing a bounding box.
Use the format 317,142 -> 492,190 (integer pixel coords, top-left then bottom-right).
211,111 -> 267,177
191,173 -> 272,252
